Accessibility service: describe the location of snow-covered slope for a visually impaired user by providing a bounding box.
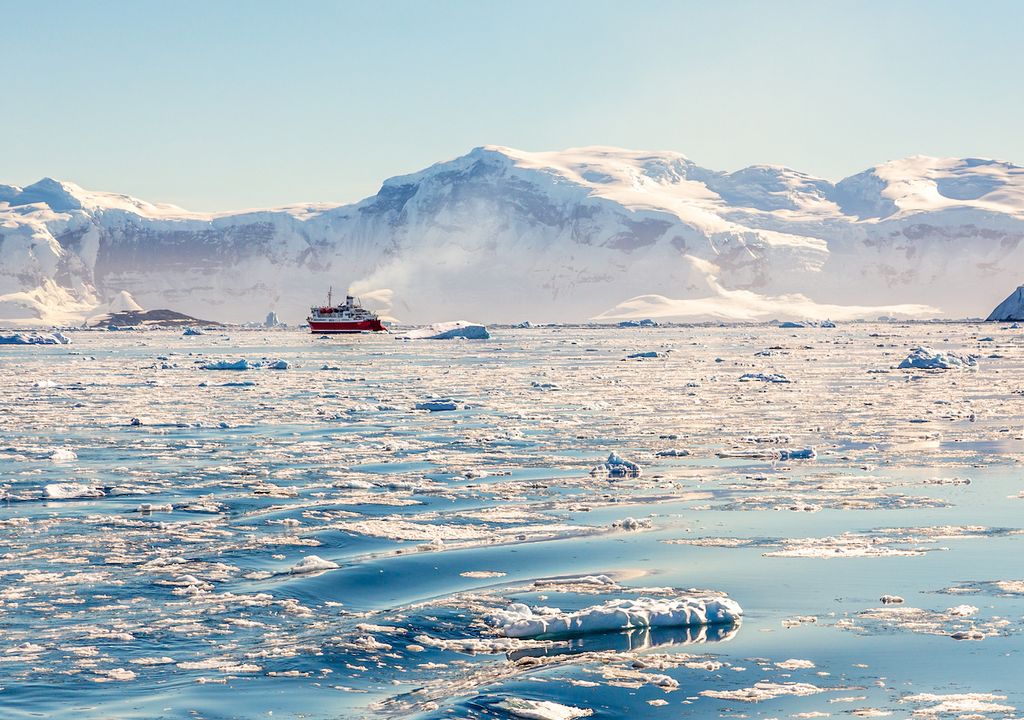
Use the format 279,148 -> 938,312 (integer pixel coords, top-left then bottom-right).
2,147 -> 1023,326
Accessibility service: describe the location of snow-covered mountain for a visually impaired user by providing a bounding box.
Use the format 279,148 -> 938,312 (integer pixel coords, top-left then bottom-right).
2,146 -> 1023,326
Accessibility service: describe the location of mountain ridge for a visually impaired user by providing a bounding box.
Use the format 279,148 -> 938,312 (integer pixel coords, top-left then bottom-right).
1,145 -> 1022,326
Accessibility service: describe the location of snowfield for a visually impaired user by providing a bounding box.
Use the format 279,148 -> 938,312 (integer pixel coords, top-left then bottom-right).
2,147 -> 1023,326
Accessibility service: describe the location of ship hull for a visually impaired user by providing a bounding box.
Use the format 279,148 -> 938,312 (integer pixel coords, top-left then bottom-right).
308,319 -> 386,334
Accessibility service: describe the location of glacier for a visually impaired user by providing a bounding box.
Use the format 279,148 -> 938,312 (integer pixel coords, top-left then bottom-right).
2,147 -> 1023,326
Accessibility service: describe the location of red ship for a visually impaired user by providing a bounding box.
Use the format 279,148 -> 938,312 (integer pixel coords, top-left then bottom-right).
307,288 -> 386,333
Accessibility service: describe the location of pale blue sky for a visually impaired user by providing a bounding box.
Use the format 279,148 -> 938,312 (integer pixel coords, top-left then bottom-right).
5,0 -> 1022,210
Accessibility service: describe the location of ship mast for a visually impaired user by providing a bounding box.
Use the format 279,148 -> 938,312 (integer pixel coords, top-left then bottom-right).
327,286 -> 333,306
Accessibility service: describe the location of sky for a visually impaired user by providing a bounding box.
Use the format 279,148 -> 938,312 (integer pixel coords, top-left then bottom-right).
4,0 -> 1023,211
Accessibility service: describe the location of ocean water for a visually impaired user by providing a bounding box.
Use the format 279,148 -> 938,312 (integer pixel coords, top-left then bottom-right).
1,324 -> 1022,719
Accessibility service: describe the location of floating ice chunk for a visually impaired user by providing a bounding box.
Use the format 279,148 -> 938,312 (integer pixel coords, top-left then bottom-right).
202,359 -> 250,370
880,595 -> 904,604
904,693 -> 1014,715
701,681 -> 825,701
612,517 -> 652,531
49,448 -> 78,462
182,327 -> 205,336
44,483 -> 103,499
289,555 -> 339,574
897,347 -> 978,370
656,449 -> 691,457
778,447 -> 816,460
739,372 -> 791,383
266,359 -> 289,370
776,658 -> 816,670
415,399 -> 459,412
94,667 -> 137,681
493,697 -> 593,720
460,570 -> 507,578
533,575 -> 616,587
618,319 -> 659,328
946,604 -> 979,617
778,321 -> 807,328
716,447 -> 815,461
397,321 -> 490,340
591,452 -> 641,477
488,595 -> 742,639
624,351 -> 665,359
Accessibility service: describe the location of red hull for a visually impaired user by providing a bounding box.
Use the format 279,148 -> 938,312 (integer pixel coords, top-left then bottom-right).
309,319 -> 386,334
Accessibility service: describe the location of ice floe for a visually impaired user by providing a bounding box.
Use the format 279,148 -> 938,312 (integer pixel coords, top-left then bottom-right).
288,555 -> 339,574
487,595 -> 742,639
492,697 -> 592,720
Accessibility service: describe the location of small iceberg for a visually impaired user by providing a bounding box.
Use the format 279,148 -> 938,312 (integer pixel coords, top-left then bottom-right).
739,373 -> 791,383
591,452 -> 641,478
624,351 -> 665,359
415,399 -> 459,412
397,321 -> 490,340
487,595 -> 742,639
717,447 -> 816,461
202,359 -> 250,371
182,327 -> 205,336
618,318 -> 659,328
898,347 -> 978,370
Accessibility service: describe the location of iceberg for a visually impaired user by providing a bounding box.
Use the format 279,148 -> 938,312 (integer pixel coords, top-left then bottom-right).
487,595 -> 743,639
396,321 -> 490,340
898,347 -> 978,370
987,285 -> 1024,321
0,332 -> 70,345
